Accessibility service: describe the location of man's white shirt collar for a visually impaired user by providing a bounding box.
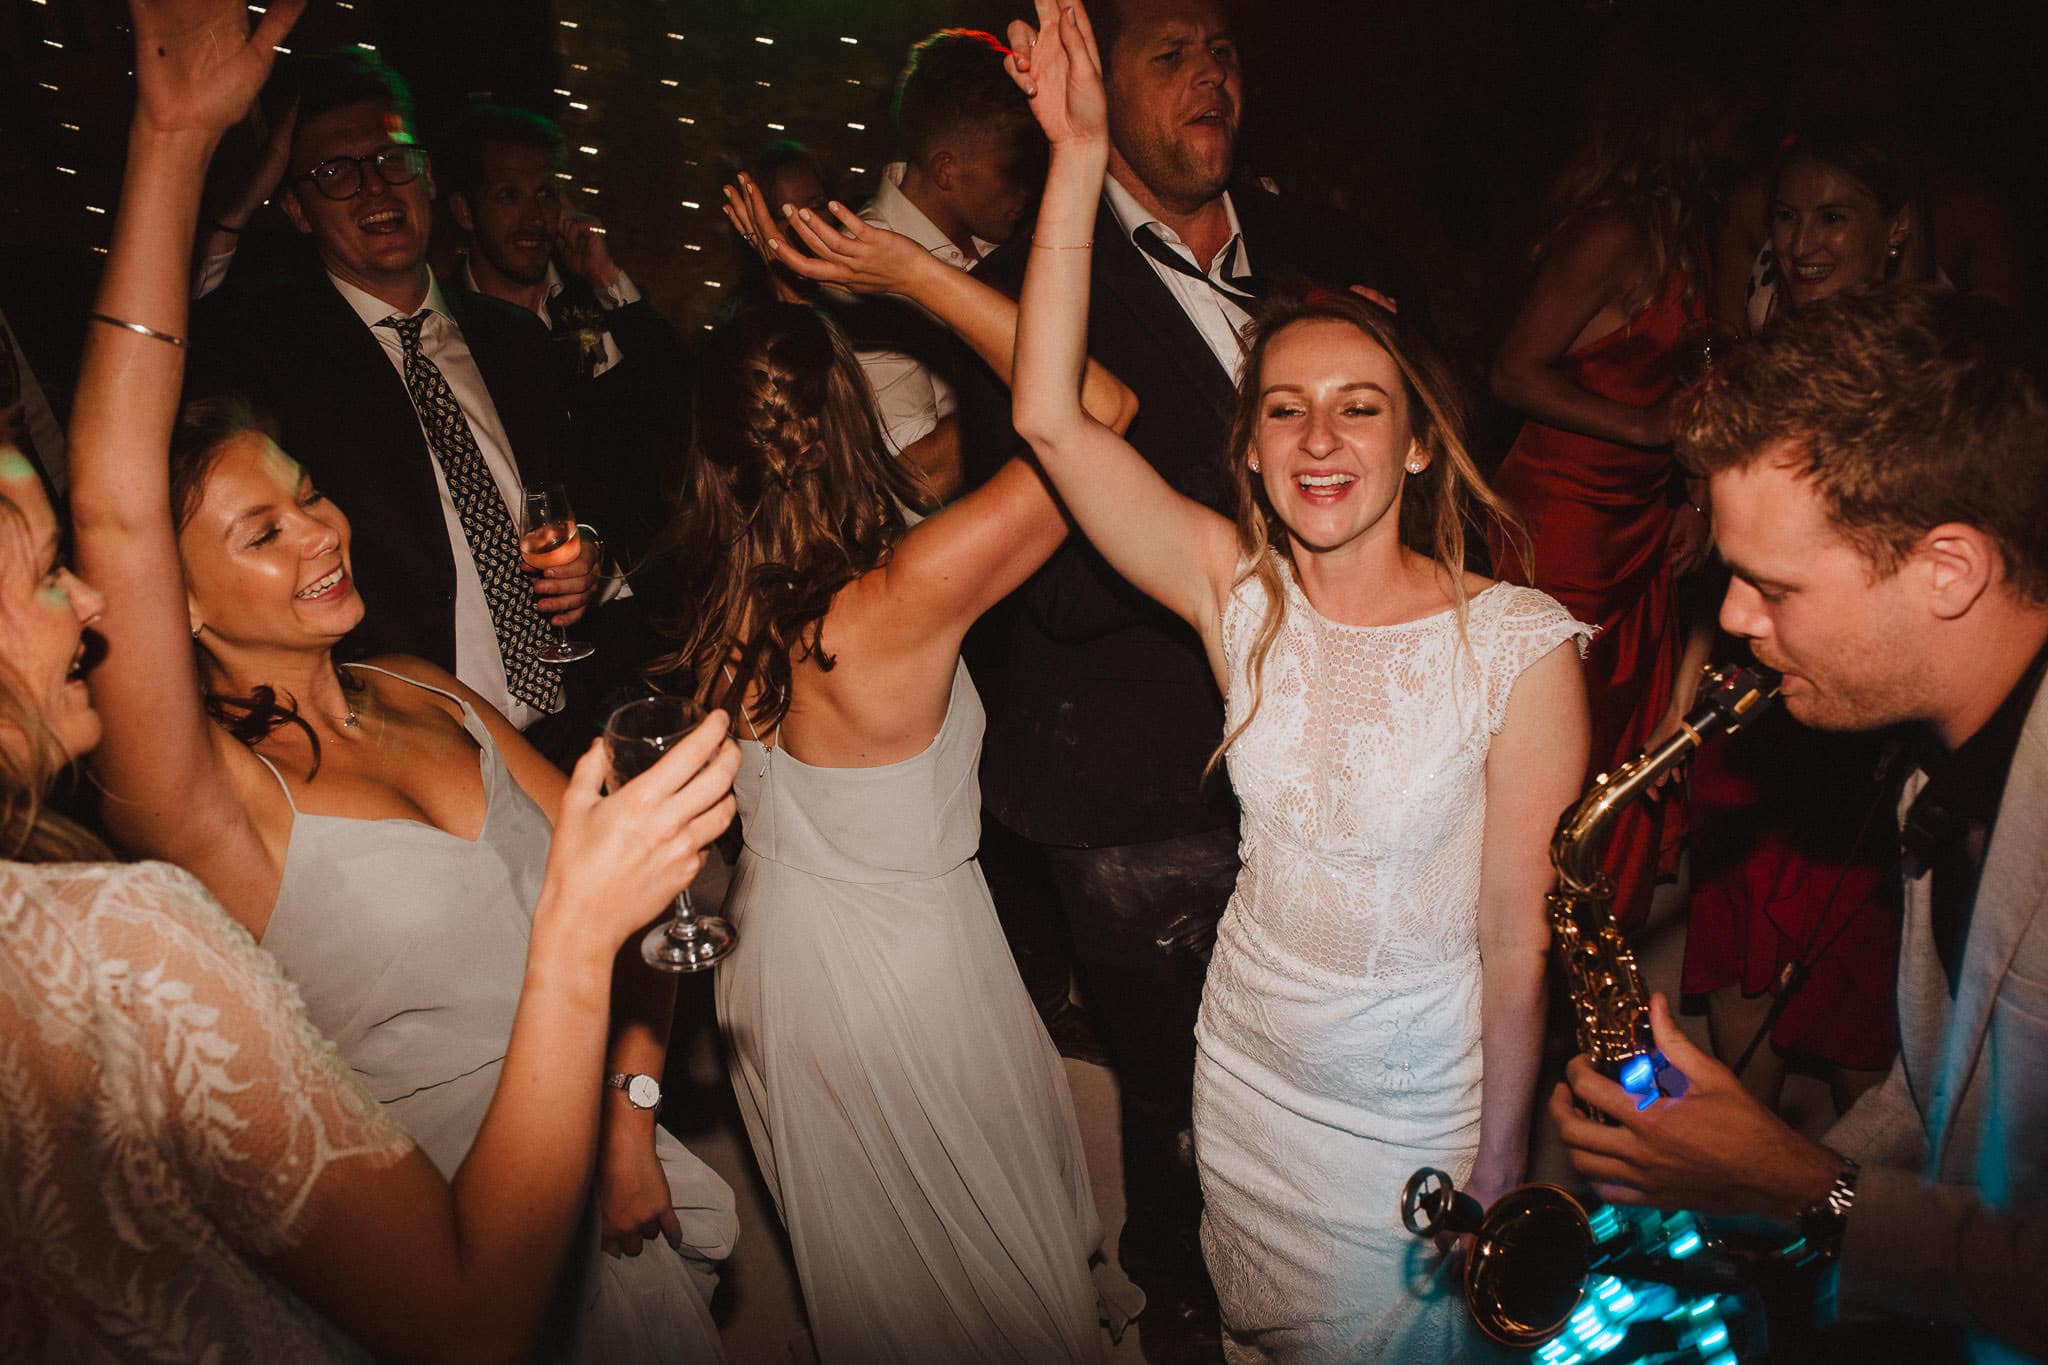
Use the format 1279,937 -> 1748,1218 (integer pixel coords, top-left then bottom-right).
1103,173 -> 1248,278
330,267 -> 449,330
865,163 -> 1000,269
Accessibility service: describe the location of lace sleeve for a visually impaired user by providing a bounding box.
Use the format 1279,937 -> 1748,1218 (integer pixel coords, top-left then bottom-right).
17,861 -> 413,1259
1478,586 -> 1595,735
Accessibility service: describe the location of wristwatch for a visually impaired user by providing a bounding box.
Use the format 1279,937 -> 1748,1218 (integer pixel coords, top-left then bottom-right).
1794,1154 -> 1860,1260
606,1072 -> 663,1112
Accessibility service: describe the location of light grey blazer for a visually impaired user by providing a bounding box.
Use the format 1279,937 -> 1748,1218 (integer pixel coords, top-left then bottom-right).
1825,675 -> 2048,1363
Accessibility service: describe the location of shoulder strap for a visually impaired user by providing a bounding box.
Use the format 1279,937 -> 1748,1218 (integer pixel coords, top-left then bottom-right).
248,749 -> 299,814
721,664 -> 767,746
342,661 -> 490,745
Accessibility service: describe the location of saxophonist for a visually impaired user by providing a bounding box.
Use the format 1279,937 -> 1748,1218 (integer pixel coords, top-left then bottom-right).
1551,287 -> 2048,1364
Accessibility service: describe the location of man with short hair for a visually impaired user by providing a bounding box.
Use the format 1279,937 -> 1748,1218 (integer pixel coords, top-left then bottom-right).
1554,287 -> 2048,1364
962,0 -> 1416,1347
190,53 -> 603,760
444,102 -> 685,566
844,28 -> 1044,500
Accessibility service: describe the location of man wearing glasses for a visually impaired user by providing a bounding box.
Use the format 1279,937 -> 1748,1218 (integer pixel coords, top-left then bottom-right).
189,50 -> 607,765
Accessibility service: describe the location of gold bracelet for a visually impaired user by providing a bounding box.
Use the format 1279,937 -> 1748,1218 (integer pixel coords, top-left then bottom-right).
1031,240 -> 1093,250
89,312 -> 186,348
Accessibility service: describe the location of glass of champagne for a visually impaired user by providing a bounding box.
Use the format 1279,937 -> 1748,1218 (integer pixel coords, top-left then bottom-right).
605,695 -> 738,972
519,483 -> 596,664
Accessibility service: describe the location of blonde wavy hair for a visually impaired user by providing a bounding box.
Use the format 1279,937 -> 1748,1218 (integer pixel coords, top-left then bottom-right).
0,492 -> 109,862
650,303 -> 935,731
1212,285 -> 1527,772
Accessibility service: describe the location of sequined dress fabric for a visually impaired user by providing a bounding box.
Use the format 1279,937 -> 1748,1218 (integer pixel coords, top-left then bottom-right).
1194,569 -> 1588,1363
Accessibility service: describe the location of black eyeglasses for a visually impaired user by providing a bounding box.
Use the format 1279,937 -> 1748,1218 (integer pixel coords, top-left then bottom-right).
295,145 -> 429,201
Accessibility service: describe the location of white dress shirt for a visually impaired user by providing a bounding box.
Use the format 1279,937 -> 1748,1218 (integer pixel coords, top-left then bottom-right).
330,269 -> 554,729
1104,173 -> 1253,380
852,163 -> 1000,455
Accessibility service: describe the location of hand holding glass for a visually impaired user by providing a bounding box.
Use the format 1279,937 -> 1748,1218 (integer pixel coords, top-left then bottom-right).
519,483 -> 595,664
605,696 -> 738,972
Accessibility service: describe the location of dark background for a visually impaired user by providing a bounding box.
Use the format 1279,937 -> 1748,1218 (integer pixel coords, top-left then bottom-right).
7,0 -> 2044,448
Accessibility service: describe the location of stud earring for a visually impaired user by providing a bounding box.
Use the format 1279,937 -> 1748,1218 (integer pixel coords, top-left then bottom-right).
1886,241 -> 1903,262
1249,460 -> 1261,473
1405,460 -> 1424,474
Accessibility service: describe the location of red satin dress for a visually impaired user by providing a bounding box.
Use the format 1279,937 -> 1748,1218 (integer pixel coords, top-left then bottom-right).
1490,261 -> 1699,931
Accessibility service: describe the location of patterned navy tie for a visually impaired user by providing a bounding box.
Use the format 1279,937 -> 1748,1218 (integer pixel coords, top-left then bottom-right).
380,310 -> 561,712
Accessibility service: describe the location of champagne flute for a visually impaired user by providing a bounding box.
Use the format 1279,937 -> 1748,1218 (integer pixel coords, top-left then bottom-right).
519,483 -> 596,664
606,695 -> 738,972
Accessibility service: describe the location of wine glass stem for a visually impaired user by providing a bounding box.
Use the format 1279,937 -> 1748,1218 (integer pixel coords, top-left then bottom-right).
667,890 -> 701,938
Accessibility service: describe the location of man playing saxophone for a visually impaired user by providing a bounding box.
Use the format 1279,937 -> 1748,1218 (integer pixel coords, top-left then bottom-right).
1552,286 -> 2048,1365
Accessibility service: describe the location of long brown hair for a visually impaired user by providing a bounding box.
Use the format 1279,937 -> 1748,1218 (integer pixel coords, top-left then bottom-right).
0,493 -> 109,862
1213,285 -> 1526,769
651,303 -> 934,730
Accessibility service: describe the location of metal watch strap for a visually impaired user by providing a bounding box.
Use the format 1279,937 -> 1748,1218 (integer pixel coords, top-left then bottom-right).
1796,1155 -> 1860,1259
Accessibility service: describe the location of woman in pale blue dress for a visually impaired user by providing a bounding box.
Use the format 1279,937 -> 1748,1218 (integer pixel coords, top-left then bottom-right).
63,3 -> 737,1356
660,180 -> 1147,1361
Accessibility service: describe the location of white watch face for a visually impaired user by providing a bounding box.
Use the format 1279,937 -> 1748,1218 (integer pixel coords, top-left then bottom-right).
626,1074 -> 661,1110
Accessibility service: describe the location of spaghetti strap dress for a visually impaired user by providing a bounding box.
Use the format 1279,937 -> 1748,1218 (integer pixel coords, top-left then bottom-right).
254,663 -> 736,1363
1490,258 -> 1702,930
717,659 -> 1142,1362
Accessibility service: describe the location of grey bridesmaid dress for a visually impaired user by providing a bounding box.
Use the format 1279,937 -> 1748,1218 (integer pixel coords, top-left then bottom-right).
718,661 -> 1141,1363
256,664 -> 736,1362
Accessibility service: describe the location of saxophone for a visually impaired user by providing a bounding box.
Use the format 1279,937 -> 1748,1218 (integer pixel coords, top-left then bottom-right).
1398,662 -> 1784,1352
1552,662 -> 1778,1111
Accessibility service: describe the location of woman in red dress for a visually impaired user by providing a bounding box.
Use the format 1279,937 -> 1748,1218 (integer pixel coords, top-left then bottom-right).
1488,76 -> 1724,930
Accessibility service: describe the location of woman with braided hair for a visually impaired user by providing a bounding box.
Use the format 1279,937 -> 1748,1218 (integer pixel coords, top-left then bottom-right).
662,178 -> 1145,1360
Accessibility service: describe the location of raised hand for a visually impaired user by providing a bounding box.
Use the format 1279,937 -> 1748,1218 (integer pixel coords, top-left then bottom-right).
545,720 -> 739,949
129,0 -> 304,141
773,201 -> 942,299
722,173 -> 809,305
558,212 -> 621,290
1005,0 -> 1108,147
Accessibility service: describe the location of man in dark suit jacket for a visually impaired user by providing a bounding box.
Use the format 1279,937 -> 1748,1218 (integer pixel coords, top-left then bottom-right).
443,102 -> 689,565
441,103 -> 692,704
961,0 -> 1418,1344
188,52 -> 606,765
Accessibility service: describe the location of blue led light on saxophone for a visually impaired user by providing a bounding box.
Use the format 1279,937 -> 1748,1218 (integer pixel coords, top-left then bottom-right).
1531,1206 -> 1744,1365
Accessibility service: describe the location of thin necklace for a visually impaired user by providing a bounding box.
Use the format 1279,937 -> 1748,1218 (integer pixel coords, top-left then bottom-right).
331,664 -> 364,729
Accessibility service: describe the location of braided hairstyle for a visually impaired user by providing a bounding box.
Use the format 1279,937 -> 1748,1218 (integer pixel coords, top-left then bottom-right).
651,303 -> 934,731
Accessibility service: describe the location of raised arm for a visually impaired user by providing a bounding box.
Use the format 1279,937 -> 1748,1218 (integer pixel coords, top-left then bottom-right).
1004,0 -> 1237,636
748,182 -> 1138,436
70,0 -> 300,885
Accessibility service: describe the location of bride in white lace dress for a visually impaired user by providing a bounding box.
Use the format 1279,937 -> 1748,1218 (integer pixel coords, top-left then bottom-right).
1003,6 -> 1592,1358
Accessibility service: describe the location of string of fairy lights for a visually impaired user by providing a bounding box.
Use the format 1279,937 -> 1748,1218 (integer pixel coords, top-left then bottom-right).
544,3 -> 908,330
14,0 -> 959,333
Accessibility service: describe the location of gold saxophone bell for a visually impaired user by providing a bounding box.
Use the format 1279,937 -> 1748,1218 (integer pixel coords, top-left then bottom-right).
1400,1168 -> 1597,1347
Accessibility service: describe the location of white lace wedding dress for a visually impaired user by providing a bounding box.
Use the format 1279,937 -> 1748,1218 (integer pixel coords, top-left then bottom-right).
0,859 -> 411,1362
1194,567 -> 1589,1363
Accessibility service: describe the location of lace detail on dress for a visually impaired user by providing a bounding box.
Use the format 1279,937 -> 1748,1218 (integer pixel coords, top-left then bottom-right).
0,859 -> 411,1362
1217,567 -> 1591,984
